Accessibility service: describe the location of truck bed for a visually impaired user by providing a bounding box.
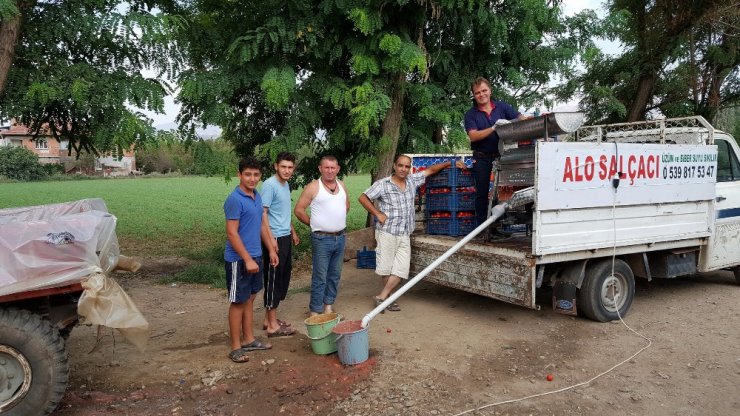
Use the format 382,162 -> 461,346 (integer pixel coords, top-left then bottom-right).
409,233 -> 537,308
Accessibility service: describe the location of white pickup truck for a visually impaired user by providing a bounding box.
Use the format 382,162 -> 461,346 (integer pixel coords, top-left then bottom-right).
410,116 -> 740,322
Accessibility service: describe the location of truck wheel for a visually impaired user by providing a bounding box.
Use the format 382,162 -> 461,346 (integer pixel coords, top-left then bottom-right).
0,308 -> 69,416
578,259 -> 635,322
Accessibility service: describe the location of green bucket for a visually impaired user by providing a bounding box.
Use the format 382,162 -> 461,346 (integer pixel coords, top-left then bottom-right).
304,312 -> 341,355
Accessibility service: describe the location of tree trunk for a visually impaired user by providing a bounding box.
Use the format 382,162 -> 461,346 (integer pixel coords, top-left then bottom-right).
432,124 -> 444,144
0,7 -> 22,97
376,72 -> 406,179
627,74 -> 658,122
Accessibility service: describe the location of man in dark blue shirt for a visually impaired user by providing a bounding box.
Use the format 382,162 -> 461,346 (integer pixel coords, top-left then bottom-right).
464,77 -> 529,227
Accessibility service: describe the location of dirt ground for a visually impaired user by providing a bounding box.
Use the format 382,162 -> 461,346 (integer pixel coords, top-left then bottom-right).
53,255 -> 740,416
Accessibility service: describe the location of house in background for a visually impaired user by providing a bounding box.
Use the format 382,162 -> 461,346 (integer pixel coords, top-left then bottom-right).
0,122 -> 137,176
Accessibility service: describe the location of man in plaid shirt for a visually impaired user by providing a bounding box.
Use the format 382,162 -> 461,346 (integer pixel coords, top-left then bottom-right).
359,155 -> 462,312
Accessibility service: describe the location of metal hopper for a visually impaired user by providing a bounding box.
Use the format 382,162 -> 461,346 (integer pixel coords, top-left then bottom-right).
496,112 -> 585,155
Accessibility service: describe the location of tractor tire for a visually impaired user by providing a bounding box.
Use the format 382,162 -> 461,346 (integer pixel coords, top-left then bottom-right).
578,259 -> 635,322
0,308 -> 69,416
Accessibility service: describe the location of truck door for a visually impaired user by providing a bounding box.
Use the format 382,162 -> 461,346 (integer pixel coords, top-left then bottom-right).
700,134 -> 740,271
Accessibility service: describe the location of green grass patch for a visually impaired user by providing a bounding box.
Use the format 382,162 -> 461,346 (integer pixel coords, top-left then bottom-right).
159,262 -> 226,288
287,285 -> 312,295
0,174 -> 373,259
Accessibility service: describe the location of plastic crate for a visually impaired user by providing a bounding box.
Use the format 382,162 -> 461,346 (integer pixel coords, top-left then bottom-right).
425,167 -> 474,188
356,246 -> 376,269
425,192 -> 475,212
426,217 -> 476,236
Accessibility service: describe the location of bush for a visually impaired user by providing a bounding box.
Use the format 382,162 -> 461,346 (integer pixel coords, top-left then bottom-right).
41,163 -> 65,176
0,146 -> 47,181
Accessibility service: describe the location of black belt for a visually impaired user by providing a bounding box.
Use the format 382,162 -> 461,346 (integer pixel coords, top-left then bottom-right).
472,151 -> 498,159
312,229 -> 345,236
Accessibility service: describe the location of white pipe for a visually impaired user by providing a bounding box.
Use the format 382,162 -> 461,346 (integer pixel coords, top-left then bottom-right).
360,203 -> 509,328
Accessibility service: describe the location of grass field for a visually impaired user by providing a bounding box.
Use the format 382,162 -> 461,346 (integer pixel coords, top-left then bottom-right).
0,175 -> 373,261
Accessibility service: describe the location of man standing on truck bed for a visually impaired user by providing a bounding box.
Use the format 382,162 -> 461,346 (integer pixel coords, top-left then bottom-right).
465,77 -> 530,228
359,155 -> 462,312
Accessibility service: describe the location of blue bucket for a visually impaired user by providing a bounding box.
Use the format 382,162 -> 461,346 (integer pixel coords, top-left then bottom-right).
332,320 -> 369,365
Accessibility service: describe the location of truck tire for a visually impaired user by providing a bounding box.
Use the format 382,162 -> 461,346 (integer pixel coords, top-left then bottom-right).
578,259 -> 635,322
0,308 -> 69,416
734,267 -> 740,285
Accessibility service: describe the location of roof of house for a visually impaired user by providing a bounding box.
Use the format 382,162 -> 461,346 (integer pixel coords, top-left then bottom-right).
0,122 -> 54,137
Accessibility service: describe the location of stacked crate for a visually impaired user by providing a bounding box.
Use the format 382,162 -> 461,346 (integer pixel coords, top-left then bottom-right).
356,246 -> 376,269
425,167 -> 476,236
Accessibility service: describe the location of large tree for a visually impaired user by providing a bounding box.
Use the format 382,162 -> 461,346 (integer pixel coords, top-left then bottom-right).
0,0 -> 181,155
177,0 -> 592,180
575,0 -> 738,123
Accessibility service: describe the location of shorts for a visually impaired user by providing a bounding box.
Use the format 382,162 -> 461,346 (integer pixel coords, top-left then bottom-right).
225,258 -> 263,303
375,230 -> 411,279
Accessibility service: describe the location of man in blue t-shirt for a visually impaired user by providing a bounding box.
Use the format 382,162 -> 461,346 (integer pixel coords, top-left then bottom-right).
223,156 -> 278,363
260,152 -> 300,337
464,77 -> 530,227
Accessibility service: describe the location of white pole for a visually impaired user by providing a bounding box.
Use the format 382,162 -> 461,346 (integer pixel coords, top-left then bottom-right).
361,203 -> 508,328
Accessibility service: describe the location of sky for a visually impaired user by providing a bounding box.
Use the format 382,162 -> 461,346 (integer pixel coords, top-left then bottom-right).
141,0 -> 615,129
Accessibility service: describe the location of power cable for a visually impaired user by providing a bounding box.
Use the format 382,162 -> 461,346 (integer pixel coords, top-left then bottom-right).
452,142 -> 653,416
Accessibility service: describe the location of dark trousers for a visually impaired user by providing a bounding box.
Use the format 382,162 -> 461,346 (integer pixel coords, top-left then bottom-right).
472,153 -> 494,226
262,235 -> 292,310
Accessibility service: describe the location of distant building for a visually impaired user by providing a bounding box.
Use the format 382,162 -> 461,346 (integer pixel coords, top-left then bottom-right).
0,122 -> 136,176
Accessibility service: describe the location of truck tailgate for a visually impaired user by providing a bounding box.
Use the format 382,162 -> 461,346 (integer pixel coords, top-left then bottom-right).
409,234 -> 536,308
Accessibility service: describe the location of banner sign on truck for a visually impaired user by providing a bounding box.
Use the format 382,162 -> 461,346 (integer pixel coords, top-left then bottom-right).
536,142 -> 717,210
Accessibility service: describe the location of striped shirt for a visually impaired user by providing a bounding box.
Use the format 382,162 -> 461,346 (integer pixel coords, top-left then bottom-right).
363,172 -> 426,236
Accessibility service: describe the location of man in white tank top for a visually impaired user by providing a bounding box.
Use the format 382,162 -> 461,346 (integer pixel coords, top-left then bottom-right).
294,155 -> 350,316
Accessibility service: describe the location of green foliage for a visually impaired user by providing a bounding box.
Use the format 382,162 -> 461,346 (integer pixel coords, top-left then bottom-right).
0,1 -> 181,155
260,67 -> 296,109
379,34 -> 402,54
177,0 -> 587,180
348,8 -> 382,35
0,0 -> 18,21
576,1 -> 739,123
135,131 -> 237,176
0,146 -> 47,181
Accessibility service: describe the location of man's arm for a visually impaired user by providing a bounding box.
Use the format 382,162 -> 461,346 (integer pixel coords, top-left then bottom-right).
260,217 -> 279,267
467,127 -> 495,143
262,207 -> 278,252
339,180 -> 350,213
359,193 -> 386,225
290,223 -> 300,245
294,181 -> 317,226
226,220 -> 259,273
422,160 -> 465,177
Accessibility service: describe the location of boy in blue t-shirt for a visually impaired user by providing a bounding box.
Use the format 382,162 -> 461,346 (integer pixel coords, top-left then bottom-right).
223,156 -> 278,363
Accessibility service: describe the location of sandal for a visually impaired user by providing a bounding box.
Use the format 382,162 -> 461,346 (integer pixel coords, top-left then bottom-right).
262,319 -> 292,330
267,326 -> 297,338
386,301 -> 401,312
373,297 -> 385,314
228,349 -> 250,363
241,339 -> 272,351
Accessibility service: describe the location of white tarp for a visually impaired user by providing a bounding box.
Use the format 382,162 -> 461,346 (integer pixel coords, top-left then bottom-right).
0,199 -> 119,296
0,199 -> 149,349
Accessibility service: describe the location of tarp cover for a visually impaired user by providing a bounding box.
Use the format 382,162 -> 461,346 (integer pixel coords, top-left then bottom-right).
0,198 -> 119,296
0,199 -> 149,349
